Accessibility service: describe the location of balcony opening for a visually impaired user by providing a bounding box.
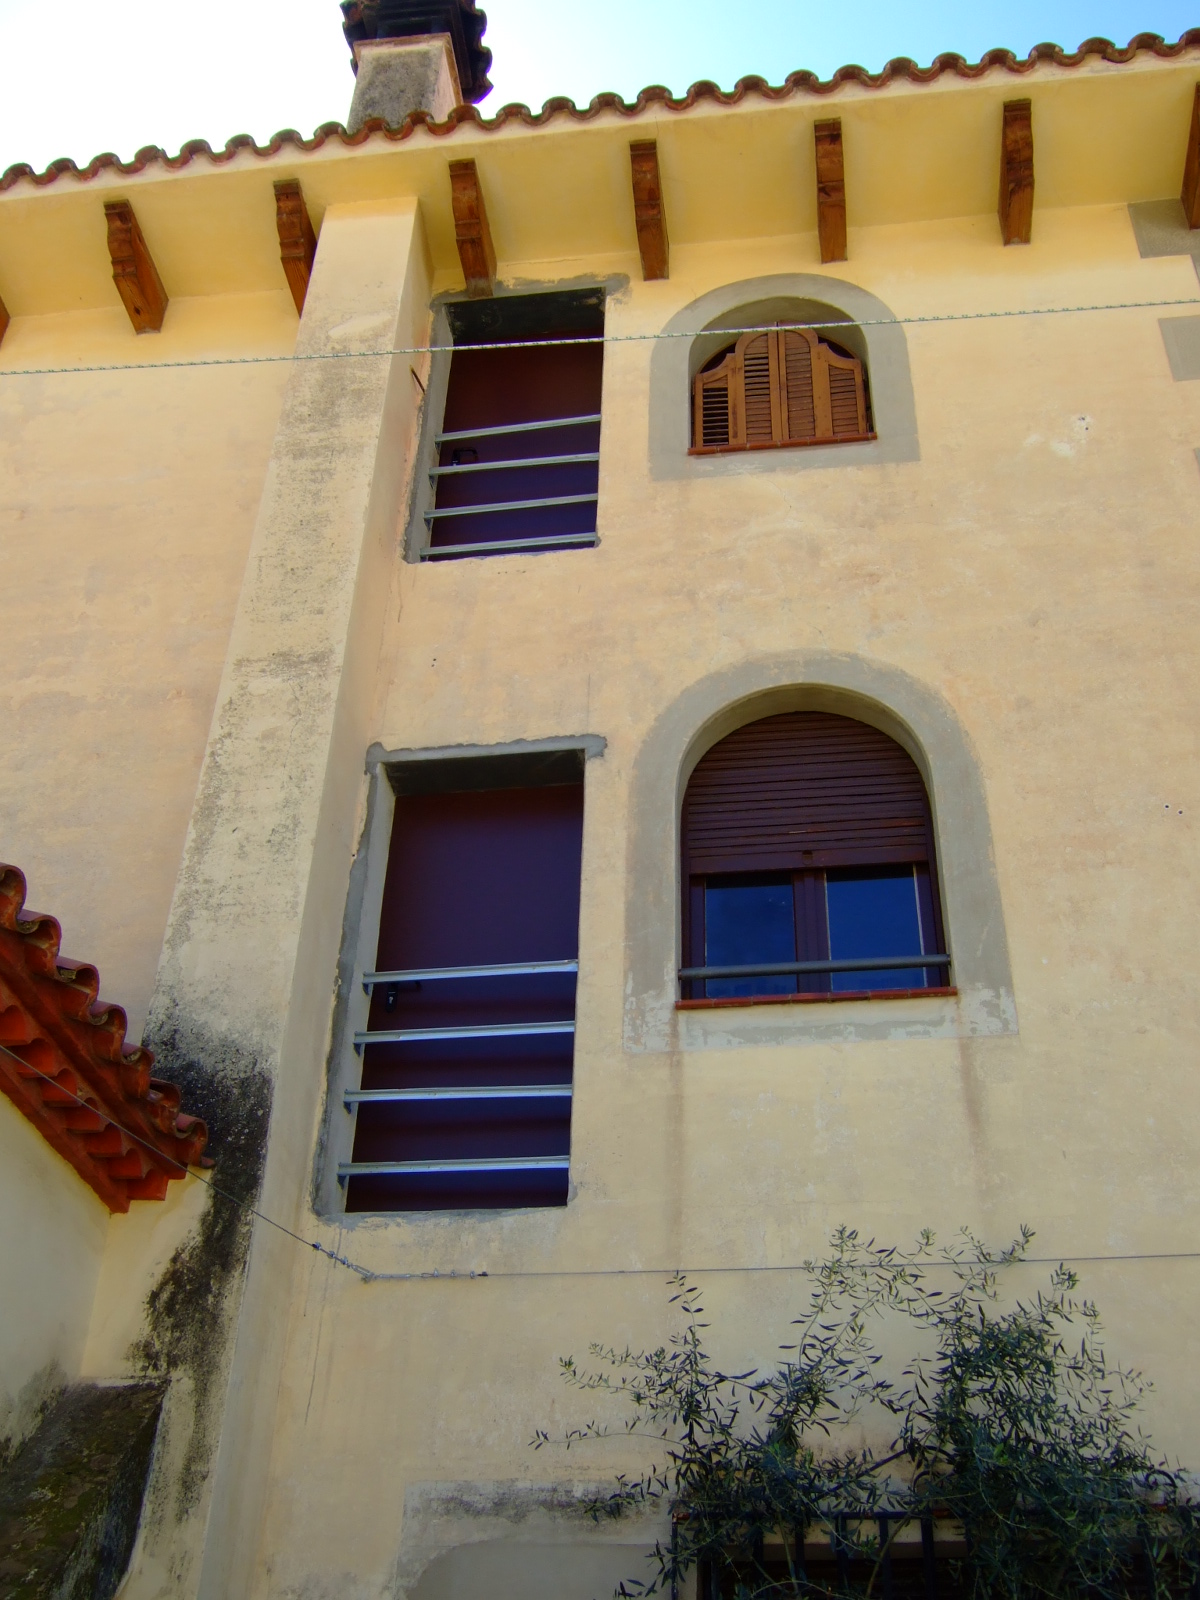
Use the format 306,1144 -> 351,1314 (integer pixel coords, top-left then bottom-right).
341,750 -> 584,1212
422,289 -> 604,561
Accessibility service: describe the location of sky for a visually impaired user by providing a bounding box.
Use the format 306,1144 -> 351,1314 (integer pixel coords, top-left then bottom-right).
0,0 -> 1196,176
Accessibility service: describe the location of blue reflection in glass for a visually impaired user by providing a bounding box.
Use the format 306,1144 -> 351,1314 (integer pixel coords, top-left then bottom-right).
827,868 -> 925,992
705,878 -> 795,998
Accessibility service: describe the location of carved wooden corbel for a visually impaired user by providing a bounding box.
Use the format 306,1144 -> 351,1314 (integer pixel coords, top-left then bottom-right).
274,179 -> 318,314
999,100 -> 1034,245
630,140 -> 669,281
815,119 -> 848,263
449,159 -> 496,298
1181,84 -> 1200,228
104,201 -> 168,332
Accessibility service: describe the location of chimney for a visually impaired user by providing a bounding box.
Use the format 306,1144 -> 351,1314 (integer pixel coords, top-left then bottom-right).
341,1 -> 492,131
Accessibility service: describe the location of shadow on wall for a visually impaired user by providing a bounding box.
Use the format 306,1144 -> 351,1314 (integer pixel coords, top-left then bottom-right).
409,1539 -> 660,1600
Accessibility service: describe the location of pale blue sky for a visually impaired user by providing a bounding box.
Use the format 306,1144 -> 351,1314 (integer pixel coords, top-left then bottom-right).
0,0 -> 1195,174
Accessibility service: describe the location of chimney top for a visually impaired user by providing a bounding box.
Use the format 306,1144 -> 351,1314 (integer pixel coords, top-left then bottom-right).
341,2 -> 492,104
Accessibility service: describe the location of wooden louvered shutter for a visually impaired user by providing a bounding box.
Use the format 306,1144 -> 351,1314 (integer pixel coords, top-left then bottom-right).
693,350 -> 739,448
692,326 -> 871,450
821,342 -> 868,437
778,328 -> 818,441
739,331 -> 778,444
681,712 -> 937,876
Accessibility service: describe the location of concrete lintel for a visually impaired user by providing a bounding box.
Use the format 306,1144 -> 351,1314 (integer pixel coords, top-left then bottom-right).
369,734 -> 608,769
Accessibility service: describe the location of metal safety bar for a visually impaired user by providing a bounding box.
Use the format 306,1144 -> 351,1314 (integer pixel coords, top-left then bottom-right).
354,1020 -> 575,1051
436,414 -> 601,444
338,1155 -> 570,1180
345,1084 -> 572,1106
430,452 -> 599,478
363,960 -> 578,990
679,954 -> 951,981
422,533 -> 597,560
426,492 -> 597,523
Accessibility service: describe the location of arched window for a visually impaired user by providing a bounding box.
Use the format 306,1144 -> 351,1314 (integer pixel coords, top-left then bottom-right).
680,712 -> 948,1000
691,325 -> 873,454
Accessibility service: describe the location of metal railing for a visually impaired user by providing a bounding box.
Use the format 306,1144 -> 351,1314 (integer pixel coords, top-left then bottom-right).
436,414 -> 601,442
353,1019 -> 574,1051
699,1510 -> 947,1600
421,413 -> 600,561
345,1084 -> 572,1106
680,954 -> 951,982
363,960 -> 578,990
338,1155 -> 570,1179
342,957 -> 577,1187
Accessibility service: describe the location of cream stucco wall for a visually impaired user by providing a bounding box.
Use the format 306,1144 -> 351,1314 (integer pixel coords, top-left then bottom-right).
0,1096 -> 108,1452
237,202 -> 1200,1596
0,291 -> 296,1040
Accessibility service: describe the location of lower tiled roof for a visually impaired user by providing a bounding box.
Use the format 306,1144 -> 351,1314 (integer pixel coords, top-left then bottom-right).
1,33 -> 1197,193
0,864 -> 208,1212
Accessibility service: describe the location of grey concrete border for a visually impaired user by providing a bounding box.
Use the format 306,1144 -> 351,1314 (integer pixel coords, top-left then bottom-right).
318,736 -> 607,1219
1128,198 -> 1200,268
373,734 -> 608,771
1159,315 -> 1200,380
622,654 -> 1017,1052
395,1480 -> 665,1600
648,274 -> 920,481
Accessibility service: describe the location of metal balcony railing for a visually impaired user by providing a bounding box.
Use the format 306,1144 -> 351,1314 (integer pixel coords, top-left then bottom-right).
679,954 -> 951,982
421,414 -> 601,561
339,958 -> 577,1189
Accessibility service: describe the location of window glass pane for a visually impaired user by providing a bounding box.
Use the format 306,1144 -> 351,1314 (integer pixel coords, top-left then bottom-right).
704,877 -> 795,998
826,867 -> 926,993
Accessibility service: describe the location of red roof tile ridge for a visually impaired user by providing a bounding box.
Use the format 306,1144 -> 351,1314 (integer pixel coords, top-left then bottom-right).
2,32 -> 1198,194
0,863 -> 208,1212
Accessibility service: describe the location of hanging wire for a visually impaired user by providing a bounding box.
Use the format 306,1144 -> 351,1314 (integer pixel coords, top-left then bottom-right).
0,296 -> 1197,380
2,1037 -> 1198,1283
0,1038 -> 374,1279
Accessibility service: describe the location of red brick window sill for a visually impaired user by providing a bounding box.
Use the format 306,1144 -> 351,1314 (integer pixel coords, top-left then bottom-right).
676,987 -> 958,1011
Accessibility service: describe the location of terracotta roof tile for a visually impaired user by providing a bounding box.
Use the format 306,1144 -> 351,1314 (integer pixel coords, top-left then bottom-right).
1,33 -> 1197,194
0,864 -> 208,1212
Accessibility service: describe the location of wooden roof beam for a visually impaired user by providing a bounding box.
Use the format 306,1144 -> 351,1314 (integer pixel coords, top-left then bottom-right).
1181,84 -> 1200,228
104,200 -> 168,332
999,99 -> 1034,245
449,158 -> 496,299
814,118 -> 847,264
630,140 -> 669,280
274,179 -> 318,314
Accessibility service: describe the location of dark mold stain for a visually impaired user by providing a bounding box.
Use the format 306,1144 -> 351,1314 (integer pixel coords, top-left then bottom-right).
131,1004 -> 273,1519
0,1382 -> 165,1600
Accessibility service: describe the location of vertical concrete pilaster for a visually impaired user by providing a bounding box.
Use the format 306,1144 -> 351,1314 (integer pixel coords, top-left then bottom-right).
126,199 -> 430,1598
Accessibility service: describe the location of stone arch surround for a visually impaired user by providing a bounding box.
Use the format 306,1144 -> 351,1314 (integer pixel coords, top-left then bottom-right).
623,653 -> 1017,1051
648,272 -> 920,478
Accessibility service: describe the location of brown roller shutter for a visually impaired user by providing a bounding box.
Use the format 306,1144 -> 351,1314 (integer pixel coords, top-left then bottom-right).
682,712 -> 936,875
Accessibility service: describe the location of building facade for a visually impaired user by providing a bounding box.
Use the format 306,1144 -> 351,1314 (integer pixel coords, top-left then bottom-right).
3,9 -> 1200,1595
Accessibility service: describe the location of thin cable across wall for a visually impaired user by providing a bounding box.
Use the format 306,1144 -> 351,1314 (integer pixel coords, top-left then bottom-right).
0,296 -> 1197,380
2,1040 -> 1198,1285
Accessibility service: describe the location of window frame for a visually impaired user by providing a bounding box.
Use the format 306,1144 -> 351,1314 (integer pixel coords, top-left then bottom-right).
318,736 -> 605,1220
404,287 -> 610,564
689,324 -> 876,456
678,711 -> 950,1005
